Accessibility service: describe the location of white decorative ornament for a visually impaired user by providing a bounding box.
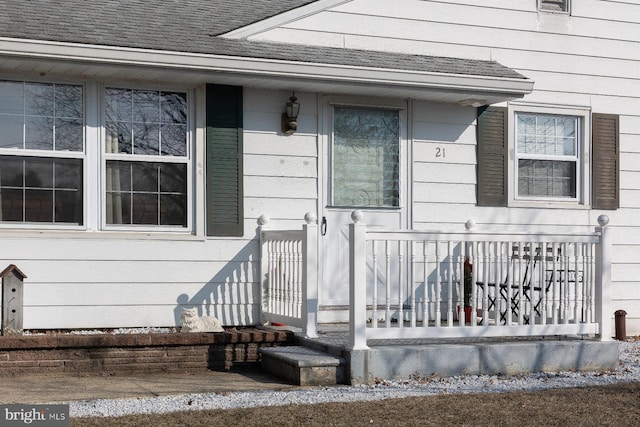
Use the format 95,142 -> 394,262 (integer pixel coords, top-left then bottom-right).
180,307 -> 224,333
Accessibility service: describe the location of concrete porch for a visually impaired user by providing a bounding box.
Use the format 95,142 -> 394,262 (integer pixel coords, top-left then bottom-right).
260,323 -> 620,385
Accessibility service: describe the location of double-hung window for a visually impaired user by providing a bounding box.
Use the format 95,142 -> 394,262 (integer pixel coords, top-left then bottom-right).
478,105 -> 619,210
0,81 -> 84,225
0,79 -> 193,231
515,113 -> 579,200
104,88 -> 189,229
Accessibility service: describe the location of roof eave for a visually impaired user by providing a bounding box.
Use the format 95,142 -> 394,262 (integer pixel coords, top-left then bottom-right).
0,37 -> 534,103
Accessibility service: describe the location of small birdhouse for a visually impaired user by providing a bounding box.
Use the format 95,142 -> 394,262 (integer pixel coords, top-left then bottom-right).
1,264 -> 27,335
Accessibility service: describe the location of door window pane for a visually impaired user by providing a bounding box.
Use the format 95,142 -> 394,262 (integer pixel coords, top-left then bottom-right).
332,106 -> 399,207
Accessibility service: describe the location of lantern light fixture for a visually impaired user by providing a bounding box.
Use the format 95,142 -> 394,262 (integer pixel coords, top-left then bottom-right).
282,93 -> 300,135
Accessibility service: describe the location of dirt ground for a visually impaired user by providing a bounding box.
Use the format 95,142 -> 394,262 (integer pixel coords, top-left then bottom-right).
71,381 -> 640,427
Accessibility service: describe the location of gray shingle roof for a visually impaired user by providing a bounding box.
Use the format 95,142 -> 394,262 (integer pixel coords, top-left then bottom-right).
0,0 -> 527,80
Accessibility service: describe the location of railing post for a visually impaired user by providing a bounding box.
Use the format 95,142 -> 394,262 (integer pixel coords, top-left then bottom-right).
258,214 -> 271,325
302,212 -> 318,338
350,210 -> 370,350
595,215 -> 612,341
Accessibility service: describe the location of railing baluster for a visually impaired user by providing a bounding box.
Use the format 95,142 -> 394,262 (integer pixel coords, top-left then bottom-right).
517,242 -> 524,326
385,241 -> 391,328
499,242 -> 509,326
530,241 -> 538,325
489,242 -> 499,325
574,243 -> 582,324
410,241 -> 417,327
551,242 -> 559,325
585,242 -> 593,324
447,241 -> 453,326
562,242 -> 570,324
268,240 -> 274,313
398,241 -> 404,328
422,241 -> 429,327
295,240 -> 302,318
540,242 -> 548,325
458,244 -> 465,326
435,241 -> 442,327
372,240 -> 378,329
470,241 -> 478,326
481,242 -> 489,324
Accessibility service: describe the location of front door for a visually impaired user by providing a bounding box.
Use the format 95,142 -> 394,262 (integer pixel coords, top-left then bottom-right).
321,102 -> 409,314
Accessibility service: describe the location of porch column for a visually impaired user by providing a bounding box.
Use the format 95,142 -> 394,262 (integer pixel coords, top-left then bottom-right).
349,211 -> 370,350
595,215 -> 612,341
302,212 -> 319,338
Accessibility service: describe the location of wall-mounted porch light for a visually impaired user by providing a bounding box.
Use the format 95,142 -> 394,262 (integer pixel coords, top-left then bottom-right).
282,93 -> 300,135
459,99 -> 487,108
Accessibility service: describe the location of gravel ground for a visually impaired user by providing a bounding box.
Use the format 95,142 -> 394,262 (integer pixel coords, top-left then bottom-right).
69,340 -> 640,418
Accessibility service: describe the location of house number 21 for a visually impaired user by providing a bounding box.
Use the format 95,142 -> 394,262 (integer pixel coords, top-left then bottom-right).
436,147 -> 446,158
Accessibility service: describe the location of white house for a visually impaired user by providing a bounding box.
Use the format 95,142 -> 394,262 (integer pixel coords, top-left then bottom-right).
0,0 -> 637,337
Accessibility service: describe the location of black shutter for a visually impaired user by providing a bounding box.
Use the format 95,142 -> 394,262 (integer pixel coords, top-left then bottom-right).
206,84 -> 243,236
592,113 -> 619,210
477,106 -> 508,206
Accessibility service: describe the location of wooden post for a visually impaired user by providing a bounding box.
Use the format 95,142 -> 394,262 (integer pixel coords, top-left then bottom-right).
302,212 -> 318,338
595,215 -> 612,341
349,211 -> 370,350
1,264 -> 27,335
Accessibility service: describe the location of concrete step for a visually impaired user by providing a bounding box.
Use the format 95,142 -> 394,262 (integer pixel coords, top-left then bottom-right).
259,346 -> 346,386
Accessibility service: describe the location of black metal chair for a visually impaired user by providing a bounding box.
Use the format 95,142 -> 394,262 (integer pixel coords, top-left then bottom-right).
476,244 -> 520,325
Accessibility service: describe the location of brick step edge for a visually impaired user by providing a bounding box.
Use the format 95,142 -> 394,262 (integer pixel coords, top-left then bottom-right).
0,328 -> 293,350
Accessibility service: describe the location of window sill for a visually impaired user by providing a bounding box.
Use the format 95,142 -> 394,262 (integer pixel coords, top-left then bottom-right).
508,200 -> 590,210
0,228 -> 205,241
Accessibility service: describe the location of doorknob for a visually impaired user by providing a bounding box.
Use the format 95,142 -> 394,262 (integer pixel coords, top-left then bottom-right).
321,216 -> 327,236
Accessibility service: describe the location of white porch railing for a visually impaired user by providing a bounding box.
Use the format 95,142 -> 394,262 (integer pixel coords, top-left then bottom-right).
258,211 -> 612,350
349,211 -> 612,350
259,213 -> 318,338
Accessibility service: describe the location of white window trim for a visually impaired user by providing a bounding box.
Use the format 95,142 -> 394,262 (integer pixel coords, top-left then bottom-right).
507,102 -> 590,209
99,83 -> 195,233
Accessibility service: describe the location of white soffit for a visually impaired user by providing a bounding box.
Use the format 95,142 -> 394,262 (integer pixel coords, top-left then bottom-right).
0,37 -> 534,104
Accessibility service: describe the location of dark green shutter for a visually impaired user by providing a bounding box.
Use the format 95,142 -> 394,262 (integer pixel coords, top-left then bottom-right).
477,106 -> 508,206
206,84 -> 243,236
592,113 -> 619,210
